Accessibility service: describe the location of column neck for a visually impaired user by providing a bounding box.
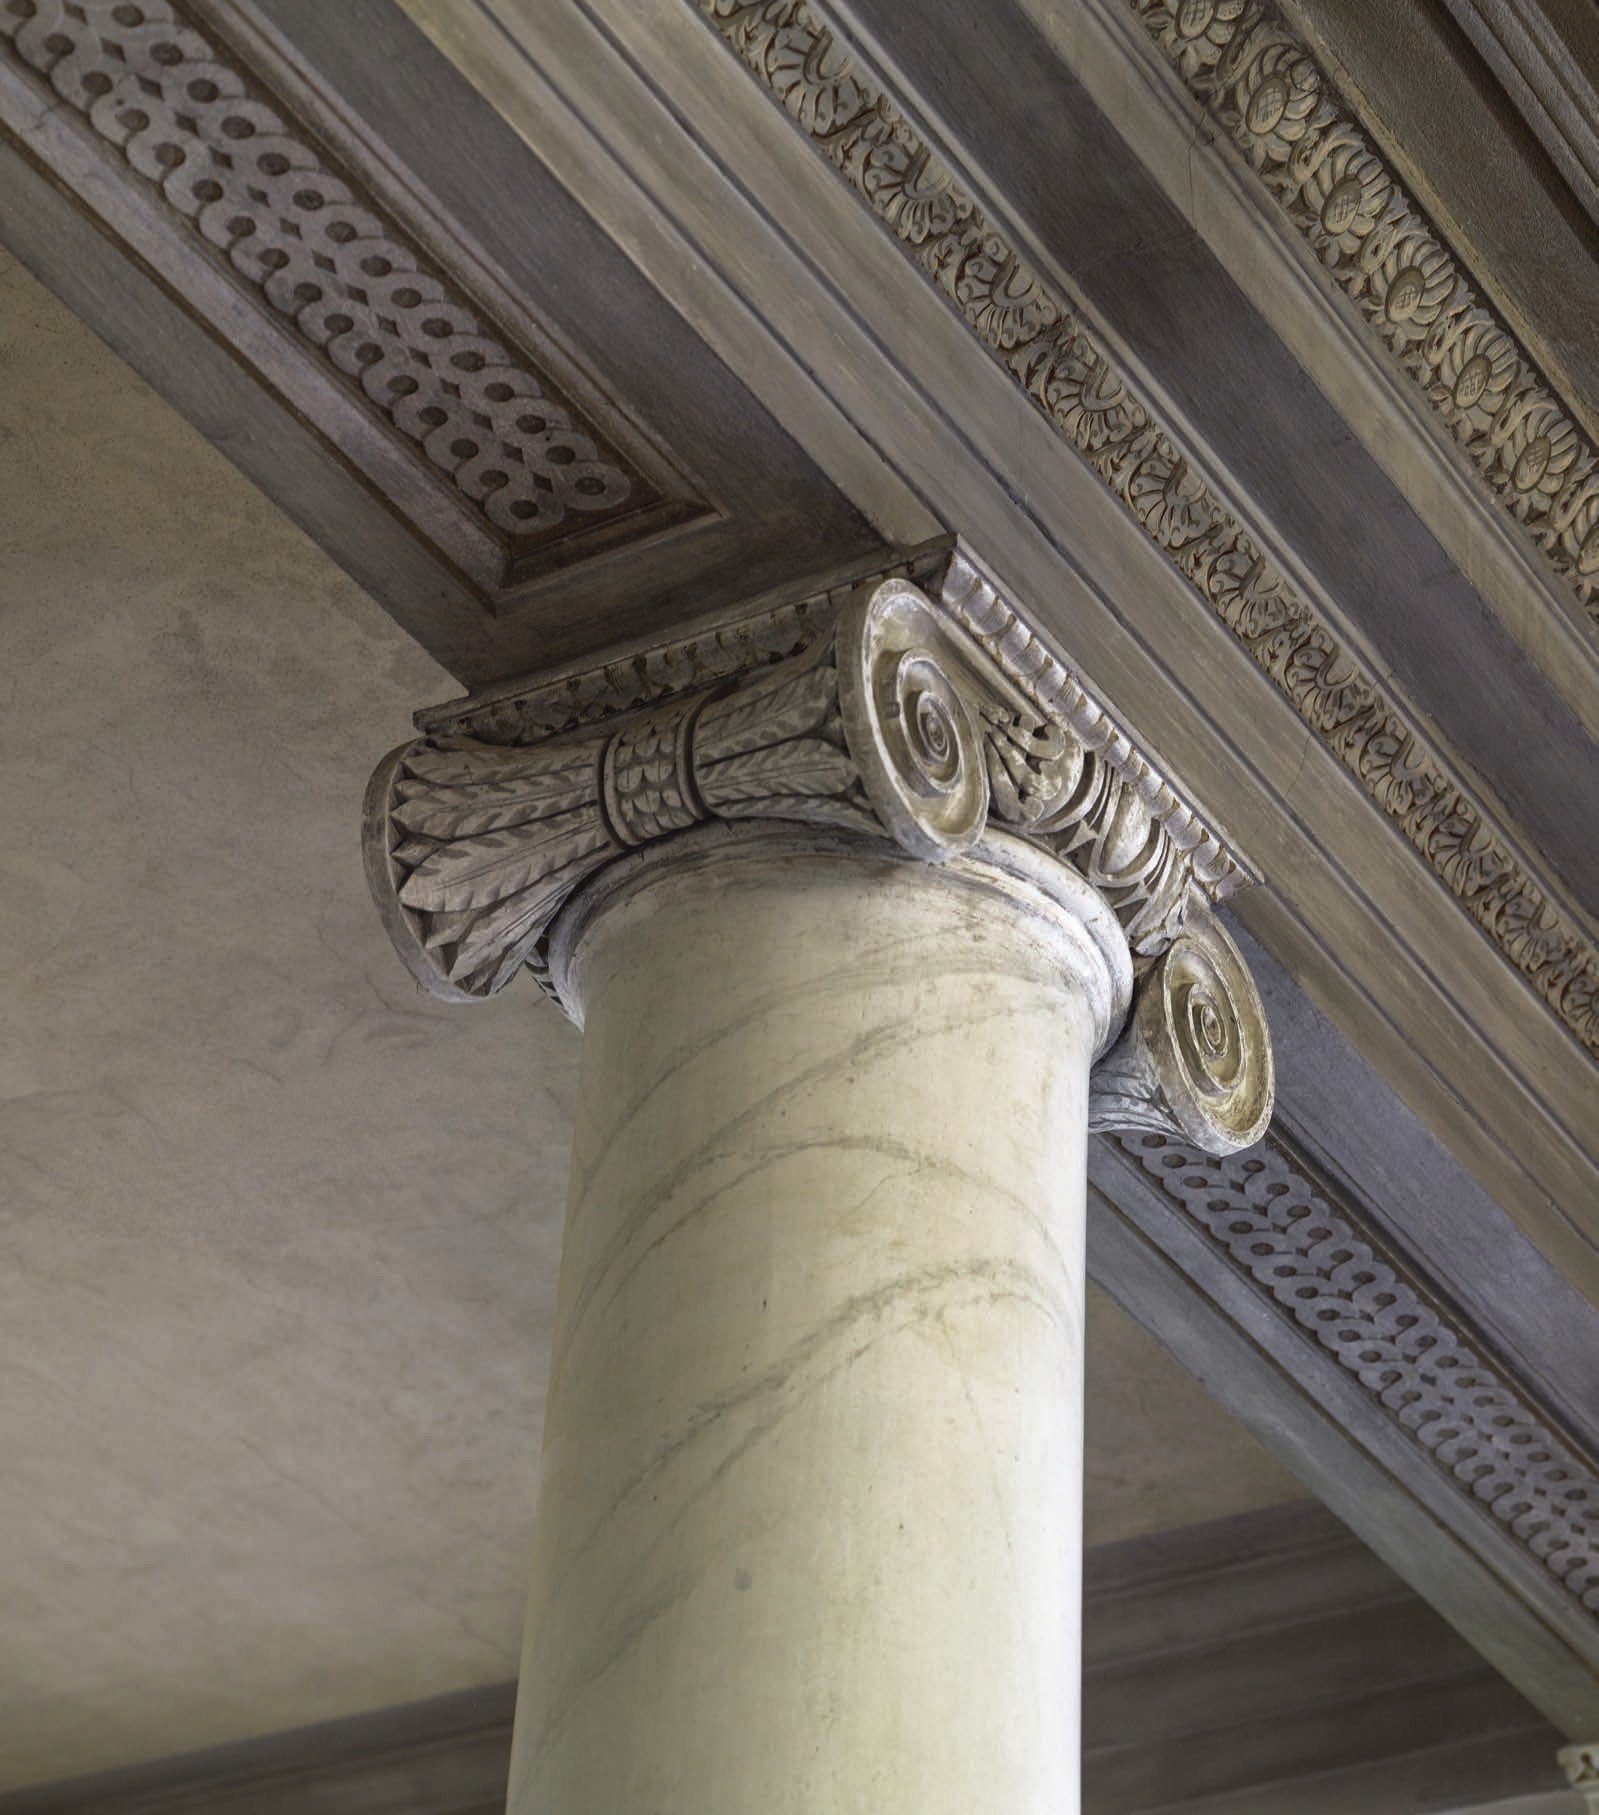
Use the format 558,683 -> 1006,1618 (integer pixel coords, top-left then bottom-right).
546,819 -> 1134,1055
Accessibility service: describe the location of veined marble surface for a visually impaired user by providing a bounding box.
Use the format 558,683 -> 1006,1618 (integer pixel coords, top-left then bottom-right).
515,835 -> 1115,1812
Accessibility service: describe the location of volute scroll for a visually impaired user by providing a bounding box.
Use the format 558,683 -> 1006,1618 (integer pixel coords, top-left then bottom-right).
1087,907 -> 1275,1155
362,559 -> 1267,1078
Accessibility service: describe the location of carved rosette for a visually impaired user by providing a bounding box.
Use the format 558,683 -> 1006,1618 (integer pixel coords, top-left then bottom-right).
364,565 -> 1272,1145
1088,911 -> 1275,1155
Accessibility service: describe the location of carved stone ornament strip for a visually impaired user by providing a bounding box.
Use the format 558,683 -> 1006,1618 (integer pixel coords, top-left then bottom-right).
688,0 -> 1599,1064
0,0 -> 697,584
366,559 -> 1274,1155
1124,0 -> 1599,624
1110,1127 -> 1599,1619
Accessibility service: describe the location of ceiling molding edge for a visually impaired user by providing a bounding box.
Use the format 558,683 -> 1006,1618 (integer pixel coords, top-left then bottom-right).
1106,1122 -> 1599,1632
0,1505 -> 1559,1813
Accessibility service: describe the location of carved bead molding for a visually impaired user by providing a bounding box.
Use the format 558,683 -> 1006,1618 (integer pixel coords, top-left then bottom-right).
689,0 -> 1599,1065
1125,0 -> 1599,622
0,0 -> 702,591
365,552 -> 1273,1155
1563,1740 -> 1599,1806
1110,1127 -> 1599,1619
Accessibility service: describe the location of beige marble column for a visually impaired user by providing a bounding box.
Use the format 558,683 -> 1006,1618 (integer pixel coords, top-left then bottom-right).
362,564 -> 1274,1815
506,824 -> 1128,1814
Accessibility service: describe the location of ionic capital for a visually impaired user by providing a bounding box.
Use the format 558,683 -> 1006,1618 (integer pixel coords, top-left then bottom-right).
364,545 -> 1274,1154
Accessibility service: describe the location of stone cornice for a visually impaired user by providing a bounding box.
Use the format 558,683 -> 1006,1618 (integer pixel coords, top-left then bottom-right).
688,0 -> 1599,1065
366,552 -> 1274,1154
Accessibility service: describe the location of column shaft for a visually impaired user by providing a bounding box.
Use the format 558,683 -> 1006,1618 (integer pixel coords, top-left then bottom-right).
506,830 -> 1119,1814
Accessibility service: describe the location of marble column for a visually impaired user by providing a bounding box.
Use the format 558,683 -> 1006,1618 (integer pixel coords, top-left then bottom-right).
363,560 -> 1274,1815
510,823 -> 1124,1812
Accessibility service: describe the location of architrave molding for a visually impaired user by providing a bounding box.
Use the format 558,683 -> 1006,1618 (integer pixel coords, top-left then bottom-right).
1089,1123 -> 1599,1736
1108,1122 -> 1599,1625
688,0 -> 1599,1070
0,0 -> 895,684
1437,0 -> 1599,231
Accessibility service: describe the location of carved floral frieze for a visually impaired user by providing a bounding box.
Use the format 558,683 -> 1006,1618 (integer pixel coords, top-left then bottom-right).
1125,0 -> 1599,616
689,0 -> 1599,1064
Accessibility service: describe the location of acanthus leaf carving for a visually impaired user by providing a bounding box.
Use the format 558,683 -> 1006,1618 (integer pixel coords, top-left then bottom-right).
365,565 -> 1240,1016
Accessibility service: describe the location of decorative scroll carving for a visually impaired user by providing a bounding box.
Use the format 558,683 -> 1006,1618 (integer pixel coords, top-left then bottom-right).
423,542 -> 1249,906
1110,1128 -> 1599,1617
1125,0 -> 1599,621
837,579 -> 990,858
1090,911 -> 1274,1153
689,0 -> 1599,1062
369,577 -> 998,1001
0,0 -> 678,567
366,569 -> 1242,1037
